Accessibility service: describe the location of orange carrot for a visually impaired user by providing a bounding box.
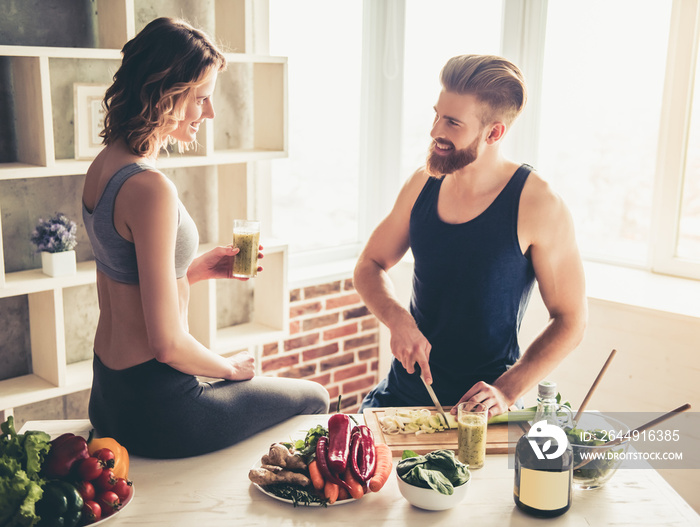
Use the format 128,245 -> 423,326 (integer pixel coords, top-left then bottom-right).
337,487 -> 350,501
308,460 -> 325,490
343,465 -> 365,500
368,443 -> 393,492
324,480 -> 339,504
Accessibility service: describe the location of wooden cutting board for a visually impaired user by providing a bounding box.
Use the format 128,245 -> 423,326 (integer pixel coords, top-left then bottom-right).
363,407 -> 523,456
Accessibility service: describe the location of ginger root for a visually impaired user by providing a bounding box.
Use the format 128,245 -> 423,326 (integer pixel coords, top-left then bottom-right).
249,467 -> 312,487
261,443 -> 307,472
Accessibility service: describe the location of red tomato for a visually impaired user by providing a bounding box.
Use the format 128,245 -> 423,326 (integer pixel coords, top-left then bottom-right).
77,457 -> 103,481
112,478 -> 132,502
94,468 -> 117,491
93,448 -> 116,469
76,480 -> 96,502
82,500 -> 102,524
97,490 -> 121,517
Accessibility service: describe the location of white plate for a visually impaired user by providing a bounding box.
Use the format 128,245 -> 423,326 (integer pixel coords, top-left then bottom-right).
251,460 -> 357,507
90,484 -> 135,525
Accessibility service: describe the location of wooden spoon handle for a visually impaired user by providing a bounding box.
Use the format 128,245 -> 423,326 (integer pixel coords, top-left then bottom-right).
574,349 -> 617,423
573,403 -> 691,470
606,403 -> 692,447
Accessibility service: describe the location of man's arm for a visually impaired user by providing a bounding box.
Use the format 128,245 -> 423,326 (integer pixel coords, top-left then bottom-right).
353,169 -> 437,383
456,175 -> 587,417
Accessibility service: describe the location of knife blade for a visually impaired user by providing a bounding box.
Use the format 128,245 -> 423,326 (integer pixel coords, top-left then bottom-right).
420,375 -> 448,424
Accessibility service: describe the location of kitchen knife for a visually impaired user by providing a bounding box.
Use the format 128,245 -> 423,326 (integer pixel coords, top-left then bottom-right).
420,375 -> 449,424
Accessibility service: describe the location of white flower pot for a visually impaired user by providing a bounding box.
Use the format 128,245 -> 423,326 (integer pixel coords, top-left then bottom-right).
41,250 -> 77,277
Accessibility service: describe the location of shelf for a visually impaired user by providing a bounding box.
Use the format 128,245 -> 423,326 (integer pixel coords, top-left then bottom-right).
0,160 -> 89,180
0,151 -> 287,180
1,261 -> 96,299
0,45 -> 122,59
214,322 -> 287,354
0,1 -> 290,422
155,149 -> 288,168
0,48 -> 285,63
0,360 -> 92,411
1,238 -> 286,300
214,60 -> 287,154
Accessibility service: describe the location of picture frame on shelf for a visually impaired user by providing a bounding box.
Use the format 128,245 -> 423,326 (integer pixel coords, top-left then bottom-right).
73,83 -> 108,160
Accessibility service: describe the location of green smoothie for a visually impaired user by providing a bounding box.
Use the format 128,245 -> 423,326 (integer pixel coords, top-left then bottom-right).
457,412 -> 487,469
232,229 -> 260,278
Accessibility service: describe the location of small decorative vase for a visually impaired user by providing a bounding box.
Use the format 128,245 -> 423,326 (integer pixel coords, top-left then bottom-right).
41,250 -> 77,277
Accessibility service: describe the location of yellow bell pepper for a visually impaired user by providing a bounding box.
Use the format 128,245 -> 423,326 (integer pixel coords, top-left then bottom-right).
88,435 -> 130,480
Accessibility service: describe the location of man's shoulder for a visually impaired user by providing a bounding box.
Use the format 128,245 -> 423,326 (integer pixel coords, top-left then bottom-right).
406,166 -> 433,186
396,166 -> 433,203
520,167 -> 575,239
521,167 -> 562,211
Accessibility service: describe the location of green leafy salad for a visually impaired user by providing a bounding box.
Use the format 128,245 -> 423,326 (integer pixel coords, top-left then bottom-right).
565,426 -> 625,481
397,449 -> 470,495
0,416 -> 52,527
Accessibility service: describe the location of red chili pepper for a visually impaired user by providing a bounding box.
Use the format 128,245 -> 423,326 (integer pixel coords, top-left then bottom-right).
327,413 -> 351,474
349,425 -> 376,482
349,428 -> 363,482
43,433 -> 90,479
315,436 -> 351,494
358,425 -> 377,481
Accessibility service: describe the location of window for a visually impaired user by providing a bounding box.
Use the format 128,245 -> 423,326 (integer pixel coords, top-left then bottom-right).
676,36 -> 700,262
269,0 -> 363,254
401,0 -> 503,179
267,0 -> 700,281
536,0 -> 673,266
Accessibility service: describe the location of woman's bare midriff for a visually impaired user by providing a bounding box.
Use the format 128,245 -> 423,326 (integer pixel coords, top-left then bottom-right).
93,271 -> 190,370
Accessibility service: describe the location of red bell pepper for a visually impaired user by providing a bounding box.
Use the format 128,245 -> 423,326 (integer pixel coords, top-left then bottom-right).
43,433 -> 90,479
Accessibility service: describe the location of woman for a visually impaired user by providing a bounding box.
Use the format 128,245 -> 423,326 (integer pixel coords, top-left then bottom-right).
82,17 -> 329,458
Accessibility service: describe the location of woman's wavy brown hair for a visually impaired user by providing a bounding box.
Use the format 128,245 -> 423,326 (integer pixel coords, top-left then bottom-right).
101,17 -> 227,157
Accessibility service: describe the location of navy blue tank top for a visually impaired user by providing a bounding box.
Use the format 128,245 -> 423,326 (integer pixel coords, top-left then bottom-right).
387,164 -> 536,405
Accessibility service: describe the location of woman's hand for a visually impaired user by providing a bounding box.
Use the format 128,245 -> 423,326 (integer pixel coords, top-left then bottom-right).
187,244 -> 264,284
226,350 -> 255,381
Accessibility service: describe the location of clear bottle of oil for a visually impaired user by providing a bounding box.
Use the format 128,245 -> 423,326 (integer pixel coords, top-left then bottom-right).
513,381 -> 573,517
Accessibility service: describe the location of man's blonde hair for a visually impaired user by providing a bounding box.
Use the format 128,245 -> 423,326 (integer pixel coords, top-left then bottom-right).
440,54 -> 527,127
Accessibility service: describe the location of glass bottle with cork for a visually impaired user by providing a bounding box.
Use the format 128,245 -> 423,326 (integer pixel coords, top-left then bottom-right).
513,380 -> 573,517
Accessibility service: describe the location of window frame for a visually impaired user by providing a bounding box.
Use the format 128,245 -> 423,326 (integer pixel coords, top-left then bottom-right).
651,0 -> 700,280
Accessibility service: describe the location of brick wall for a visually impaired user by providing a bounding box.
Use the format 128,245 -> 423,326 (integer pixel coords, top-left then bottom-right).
260,277 -> 380,413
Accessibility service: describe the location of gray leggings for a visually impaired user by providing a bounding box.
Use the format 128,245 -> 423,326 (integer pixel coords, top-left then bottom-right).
89,354 -> 329,458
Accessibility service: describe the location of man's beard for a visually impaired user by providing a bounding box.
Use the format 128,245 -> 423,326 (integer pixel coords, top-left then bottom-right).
426,135 -> 480,177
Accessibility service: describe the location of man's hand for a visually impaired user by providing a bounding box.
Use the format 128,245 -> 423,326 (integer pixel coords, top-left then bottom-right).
451,381 -> 510,419
389,313 -> 433,383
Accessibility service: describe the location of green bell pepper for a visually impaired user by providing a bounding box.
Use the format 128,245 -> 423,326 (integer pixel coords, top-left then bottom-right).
35,480 -> 83,527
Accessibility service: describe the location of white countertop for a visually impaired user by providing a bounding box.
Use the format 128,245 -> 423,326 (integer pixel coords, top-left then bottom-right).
21,416 -> 700,527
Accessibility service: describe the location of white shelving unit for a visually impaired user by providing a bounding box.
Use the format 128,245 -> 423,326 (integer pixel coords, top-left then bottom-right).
0,0 -> 289,416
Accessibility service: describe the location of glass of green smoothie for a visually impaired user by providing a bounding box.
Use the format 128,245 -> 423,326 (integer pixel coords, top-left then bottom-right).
456,401 -> 488,469
232,219 -> 260,278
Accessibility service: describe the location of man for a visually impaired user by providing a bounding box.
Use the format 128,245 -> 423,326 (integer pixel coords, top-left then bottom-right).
355,54 -> 587,418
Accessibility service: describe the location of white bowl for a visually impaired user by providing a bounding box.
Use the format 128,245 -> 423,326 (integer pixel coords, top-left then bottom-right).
396,472 -> 470,511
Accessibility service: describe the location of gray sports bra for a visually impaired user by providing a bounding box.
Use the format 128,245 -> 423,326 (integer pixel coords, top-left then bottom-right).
82,162 -> 199,284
